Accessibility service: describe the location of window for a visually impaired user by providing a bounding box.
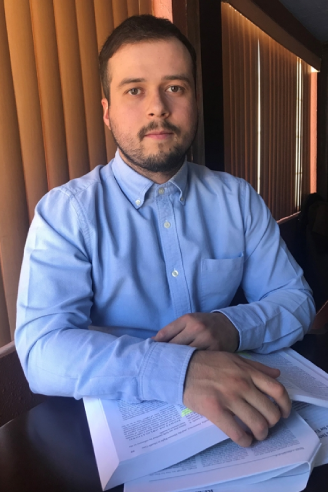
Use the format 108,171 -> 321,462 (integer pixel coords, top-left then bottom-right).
221,3 -> 317,220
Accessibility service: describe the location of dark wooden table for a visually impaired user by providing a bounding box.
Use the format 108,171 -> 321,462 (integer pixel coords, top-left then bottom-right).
1,332 -> 328,492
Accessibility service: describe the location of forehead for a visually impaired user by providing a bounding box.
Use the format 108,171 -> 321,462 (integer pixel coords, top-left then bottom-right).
108,39 -> 193,84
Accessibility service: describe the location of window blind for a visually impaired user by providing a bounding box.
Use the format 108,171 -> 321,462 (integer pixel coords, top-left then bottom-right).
0,0 -> 153,349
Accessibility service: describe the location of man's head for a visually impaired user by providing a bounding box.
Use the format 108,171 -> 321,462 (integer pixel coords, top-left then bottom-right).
99,15 -> 198,182
99,15 -> 196,103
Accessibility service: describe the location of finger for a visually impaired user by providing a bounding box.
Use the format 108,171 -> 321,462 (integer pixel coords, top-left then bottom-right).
249,369 -> 291,418
209,409 -> 253,447
229,398 -> 273,441
189,332 -> 216,350
170,328 -> 218,349
243,389 -> 282,428
154,319 -> 186,342
168,331 -> 197,346
240,358 -> 281,379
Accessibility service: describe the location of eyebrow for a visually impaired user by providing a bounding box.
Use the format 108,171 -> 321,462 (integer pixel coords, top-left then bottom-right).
162,74 -> 192,84
117,74 -> 192,88
118,78 -> 146,88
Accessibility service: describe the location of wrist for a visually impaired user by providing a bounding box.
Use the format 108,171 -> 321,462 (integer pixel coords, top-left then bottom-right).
213,313 -> 240,352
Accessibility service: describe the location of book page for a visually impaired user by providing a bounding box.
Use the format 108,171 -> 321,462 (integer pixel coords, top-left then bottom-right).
184,469 -> 310,492
293,401 -> 328,467
101,399 -> 221,461
124,410 -> 320,492
241,348 -> 328,406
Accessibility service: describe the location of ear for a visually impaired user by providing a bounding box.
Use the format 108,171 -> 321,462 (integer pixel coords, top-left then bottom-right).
101,98 -> 111,130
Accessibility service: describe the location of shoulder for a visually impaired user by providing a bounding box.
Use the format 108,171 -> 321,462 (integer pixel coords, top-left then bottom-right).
187,162 -> 250,196
33,163 -> 115,239
36,163 -> 113,210
59,164 -> 111,199
187,162 -> 270,223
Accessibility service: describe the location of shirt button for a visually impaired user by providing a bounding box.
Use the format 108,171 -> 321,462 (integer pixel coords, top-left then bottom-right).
158,187 -> 165,195
180,196 -> 184,202
172,270 -> 179,277
135,199 -> 141,206
164,221 -> 171,229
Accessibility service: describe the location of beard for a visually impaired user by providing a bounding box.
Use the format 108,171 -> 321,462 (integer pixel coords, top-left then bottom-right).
109,118 -> 198,174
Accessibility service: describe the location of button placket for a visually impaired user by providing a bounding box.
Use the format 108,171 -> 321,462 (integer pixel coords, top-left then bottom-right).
156,190 -> 191,317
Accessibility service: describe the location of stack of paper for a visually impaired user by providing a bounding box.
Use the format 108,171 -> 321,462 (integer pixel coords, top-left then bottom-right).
84,397 -> 228,489
83,348 -> 328,492
124,410 -> 319,492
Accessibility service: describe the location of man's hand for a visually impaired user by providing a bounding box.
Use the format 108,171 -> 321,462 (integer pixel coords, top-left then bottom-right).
153,313 -> 239,352
183,351 -> 291,447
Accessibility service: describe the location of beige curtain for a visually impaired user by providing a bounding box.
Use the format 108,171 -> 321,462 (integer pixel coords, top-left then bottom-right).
0,0 -> 153,349
259,32 -> 297,219
221,4 -> 258,188
221,2 -> 314,221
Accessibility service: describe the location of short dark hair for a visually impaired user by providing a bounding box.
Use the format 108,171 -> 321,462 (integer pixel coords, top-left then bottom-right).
99,15 -> 197,102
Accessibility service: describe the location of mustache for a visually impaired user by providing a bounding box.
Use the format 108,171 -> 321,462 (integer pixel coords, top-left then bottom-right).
138,121 -> 181,141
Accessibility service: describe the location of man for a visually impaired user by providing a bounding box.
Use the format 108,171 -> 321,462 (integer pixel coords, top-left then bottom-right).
15,15 -> 315,448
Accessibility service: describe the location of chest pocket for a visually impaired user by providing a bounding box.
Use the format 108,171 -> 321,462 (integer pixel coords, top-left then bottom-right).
200,255 -> 244,312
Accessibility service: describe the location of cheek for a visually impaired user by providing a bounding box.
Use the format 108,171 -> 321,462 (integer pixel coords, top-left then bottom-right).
176,101 -> 197,129
110,107 -> 139,135
110,109 -> 138,136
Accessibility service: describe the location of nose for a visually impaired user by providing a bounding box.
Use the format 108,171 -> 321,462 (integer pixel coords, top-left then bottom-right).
147,90 -> 170,119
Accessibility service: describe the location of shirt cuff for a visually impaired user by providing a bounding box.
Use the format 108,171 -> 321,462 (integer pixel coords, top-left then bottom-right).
139,341 -> 196,405
214,306 -> 264,352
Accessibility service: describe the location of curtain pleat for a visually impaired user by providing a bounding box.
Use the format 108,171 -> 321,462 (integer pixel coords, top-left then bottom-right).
0,0 -> 30,338
139,0 -> 152,15
94,0 -> 117,162
4,0 -> 49,221
222,2 -> 313,221
222,4 -> 258,190
53,0 -> 90,179
0,0 -> 153,348
260,35 -> 298,219
112,0 -> 129,27
75,0 -> 107,170
127,0 -> 139,17
302,61 -> 312,201
29,0 -> 70,190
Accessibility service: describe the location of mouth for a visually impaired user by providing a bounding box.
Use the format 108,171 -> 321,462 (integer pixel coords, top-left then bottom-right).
144,131 -> 174,140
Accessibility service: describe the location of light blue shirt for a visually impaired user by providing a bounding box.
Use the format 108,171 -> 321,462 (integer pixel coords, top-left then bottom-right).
15,151 -> 315,404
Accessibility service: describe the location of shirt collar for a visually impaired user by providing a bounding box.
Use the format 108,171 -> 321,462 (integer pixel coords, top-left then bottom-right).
111,149 -> 188,209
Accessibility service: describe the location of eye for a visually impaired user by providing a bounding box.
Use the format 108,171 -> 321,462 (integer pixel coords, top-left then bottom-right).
167,85 -> 183,93
128,88 -> 142,96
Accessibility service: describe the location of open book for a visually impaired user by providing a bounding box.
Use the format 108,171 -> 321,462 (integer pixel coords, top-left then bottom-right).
84,348 -> 328,491
124,410 -> 320,492
244,347 -> 328,407
83,398 -> 228,490
124,401 -> 328,492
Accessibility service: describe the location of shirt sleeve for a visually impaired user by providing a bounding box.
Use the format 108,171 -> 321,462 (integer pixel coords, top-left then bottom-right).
216,181 -> 316,353
15,188 -> 195,403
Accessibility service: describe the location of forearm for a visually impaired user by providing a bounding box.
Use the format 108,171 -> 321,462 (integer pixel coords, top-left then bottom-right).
217,285 -> 315,353
15,320 -> 194,403
221,183 -> 316,353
